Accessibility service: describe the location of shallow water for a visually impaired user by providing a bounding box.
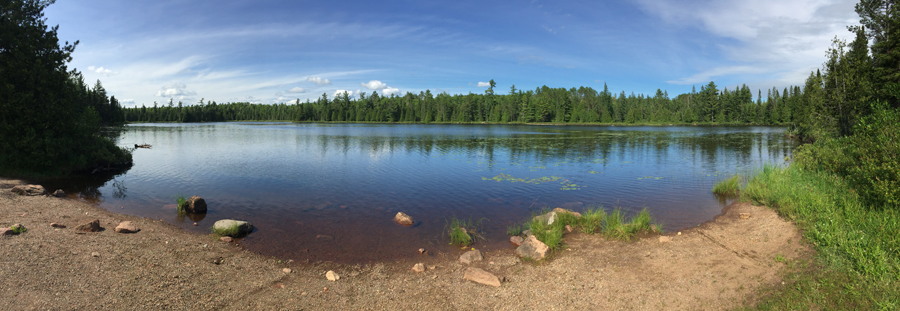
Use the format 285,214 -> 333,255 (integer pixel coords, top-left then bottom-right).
42,123 -> 794,262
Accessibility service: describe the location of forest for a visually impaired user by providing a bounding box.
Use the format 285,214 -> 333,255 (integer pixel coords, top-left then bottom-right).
123,81 -> 802,126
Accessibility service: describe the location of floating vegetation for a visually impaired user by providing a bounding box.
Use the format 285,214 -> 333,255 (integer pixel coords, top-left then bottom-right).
588,171 -> 603,174
637,176 -> 664,180
483,173 -> 563,184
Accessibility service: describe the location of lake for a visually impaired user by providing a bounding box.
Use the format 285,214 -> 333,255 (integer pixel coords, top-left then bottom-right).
43,123 -> 795,262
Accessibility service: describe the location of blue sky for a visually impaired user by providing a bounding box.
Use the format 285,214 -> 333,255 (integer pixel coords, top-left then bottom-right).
45,0 -> 859,107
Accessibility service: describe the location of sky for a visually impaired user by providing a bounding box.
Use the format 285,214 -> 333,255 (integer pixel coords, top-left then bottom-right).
44,0 -> 861,107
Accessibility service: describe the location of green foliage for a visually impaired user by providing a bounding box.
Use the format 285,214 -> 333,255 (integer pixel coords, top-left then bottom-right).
794,103 -> 900,209
712,174 -> 741,195
741,164 -> 899,308
0,0 -> 131,176
10,224 -> 26,234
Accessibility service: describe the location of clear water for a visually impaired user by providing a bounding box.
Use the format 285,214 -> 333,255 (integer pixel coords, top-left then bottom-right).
43,122 -> 795,262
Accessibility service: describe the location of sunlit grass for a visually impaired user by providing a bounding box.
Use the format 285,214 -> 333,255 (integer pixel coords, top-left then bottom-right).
712,174 -> 741,195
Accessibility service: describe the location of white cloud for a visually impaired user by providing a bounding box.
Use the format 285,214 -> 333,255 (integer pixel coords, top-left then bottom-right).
154,83 -> 197,97
120,98 -> 136,105
287,87 -> 306,93
307,76 -> 331,85
87,66 -> 115,76
333,89 -> 355,98
477,82 -> 491,87
382,87 -> 400,96
636,0 -> 858,87
361,80 -> 387,90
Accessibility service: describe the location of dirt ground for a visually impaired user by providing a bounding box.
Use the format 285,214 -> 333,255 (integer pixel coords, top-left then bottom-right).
0,177 -> 810,310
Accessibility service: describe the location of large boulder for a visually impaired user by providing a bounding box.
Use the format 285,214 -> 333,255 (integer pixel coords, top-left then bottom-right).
114,221 -> 139,233
463,267 -> 501,287
516,235 -> 550,260
459,249 -> 483,265
11,185 -> 45,196
394,212 -> 414,226
76,220 -> 103,232
213,219 -> 253,237
186,196 -> 207,213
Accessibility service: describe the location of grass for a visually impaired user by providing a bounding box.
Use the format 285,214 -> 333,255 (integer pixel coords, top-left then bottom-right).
518,206 -> 661,253
10,224 -> 26,234
506,223 -> 523,236
712,173 -> 741,195
446,216 -> 484,246
740,164 -> 899,309
174,194 -> 187,215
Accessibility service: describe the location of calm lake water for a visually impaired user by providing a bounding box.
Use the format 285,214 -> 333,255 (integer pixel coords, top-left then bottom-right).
44,123 -> 795,262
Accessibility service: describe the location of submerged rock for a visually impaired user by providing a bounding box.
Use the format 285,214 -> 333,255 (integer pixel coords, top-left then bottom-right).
532,212 -> 558,226
11,185 -> 45,196
463,267 -> 501,287
213,219 -> 253,237
394,212 -> 414,226
516,235 -> 549,260
459,249 -> 483,265
186,196 -> 207,213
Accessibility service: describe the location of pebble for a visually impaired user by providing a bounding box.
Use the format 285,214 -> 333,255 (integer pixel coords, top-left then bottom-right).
411,263 -> 425,273
91,252 -> 100,257
283,268 -> 292,273
220,237 -> 233,243
326,270 -> 339,281
50,223 -> 66,228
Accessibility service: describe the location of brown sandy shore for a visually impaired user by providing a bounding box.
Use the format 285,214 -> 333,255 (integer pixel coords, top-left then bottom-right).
0,177 -> 810,310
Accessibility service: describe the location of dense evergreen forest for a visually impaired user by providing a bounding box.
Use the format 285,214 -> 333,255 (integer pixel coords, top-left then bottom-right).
0,0 -> 130,175
123,82 -> 804,126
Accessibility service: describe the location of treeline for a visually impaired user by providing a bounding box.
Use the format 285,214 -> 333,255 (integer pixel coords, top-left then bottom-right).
0,0 -> 131,175
123,82 -> 807,125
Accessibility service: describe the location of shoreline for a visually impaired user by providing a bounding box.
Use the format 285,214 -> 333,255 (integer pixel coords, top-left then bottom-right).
1,178 -> 809,310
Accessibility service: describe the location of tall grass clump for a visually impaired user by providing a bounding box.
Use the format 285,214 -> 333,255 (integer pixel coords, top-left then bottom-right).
174,194 -> 187,215
446,216 -> 484,246
527,213 -> 564,250
712,174 -> 741,195
577,207 -> 606,234
743,164 -> 900,309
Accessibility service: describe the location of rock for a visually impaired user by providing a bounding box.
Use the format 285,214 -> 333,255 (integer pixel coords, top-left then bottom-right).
283,268 -> 292,273
463,267 -> 501,287
659,236 -> 672,243
91,252 -> 100,257
510,236 -> 524,246
522,229 -> 533,237
552,207 -> 582,218
459,249 -> 483,265
50,223 -> 66,228
185,196 -> 207,213
326,270 -> 339,281
565,225 -> 574,233
53,189 -> 66,197
411,263 -> 425,273
0,228 -> 13,236
394,212 -> 414,226
213,219 -> 253,237
76,220 -> 103,232
516,235 -> 550,260
114,221 -> 139,233
11,184 -> 45,196
418,248 -> 426,254
220,236 -> 233,242
739,213 -> 751,219
532,212 -> 558,226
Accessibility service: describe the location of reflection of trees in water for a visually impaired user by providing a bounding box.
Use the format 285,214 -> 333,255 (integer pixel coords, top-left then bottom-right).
292,127 -> 796,167
37,168 -> 131,203
112,179 -> 127,199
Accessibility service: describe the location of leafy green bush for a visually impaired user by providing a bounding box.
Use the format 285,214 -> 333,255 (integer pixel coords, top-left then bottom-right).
795,103 -> 900,209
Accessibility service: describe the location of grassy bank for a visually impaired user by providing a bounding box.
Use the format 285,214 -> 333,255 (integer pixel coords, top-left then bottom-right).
738,164 -> 898,309
513,207 -> 658,252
